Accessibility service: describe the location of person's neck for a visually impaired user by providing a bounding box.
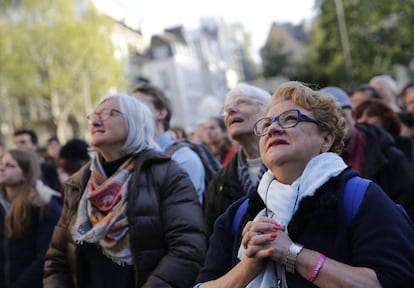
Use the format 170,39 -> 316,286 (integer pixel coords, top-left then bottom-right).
5,186 -> 18,202
240,142 -> 260,160
271,163 -> 304,185
156,123 -> 165,138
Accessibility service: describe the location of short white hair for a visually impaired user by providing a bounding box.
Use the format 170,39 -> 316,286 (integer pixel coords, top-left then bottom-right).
225,83 -> 272,107
95,93 -> 160,154
369,75 -> 398,95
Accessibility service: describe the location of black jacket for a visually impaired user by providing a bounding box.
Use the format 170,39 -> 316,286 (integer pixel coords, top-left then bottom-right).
354,123 -> 414,221
204,152 -> 256,238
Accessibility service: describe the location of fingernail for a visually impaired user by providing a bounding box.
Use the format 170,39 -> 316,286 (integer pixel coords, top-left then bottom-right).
268,248 -> 274,255
273,224 -> 280,230
270,233 -> 277,239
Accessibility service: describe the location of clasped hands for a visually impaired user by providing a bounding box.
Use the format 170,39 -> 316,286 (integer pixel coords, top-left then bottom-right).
241,217 -> 293,264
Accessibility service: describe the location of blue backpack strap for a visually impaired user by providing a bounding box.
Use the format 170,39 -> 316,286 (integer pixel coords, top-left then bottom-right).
344,176 -> 371,225
232,198 -> 249,236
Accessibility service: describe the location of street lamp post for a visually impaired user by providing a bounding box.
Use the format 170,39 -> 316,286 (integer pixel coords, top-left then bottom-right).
334,0 -> 354,90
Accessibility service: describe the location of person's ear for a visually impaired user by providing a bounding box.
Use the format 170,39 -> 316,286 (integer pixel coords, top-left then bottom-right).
321,133 -> 335,153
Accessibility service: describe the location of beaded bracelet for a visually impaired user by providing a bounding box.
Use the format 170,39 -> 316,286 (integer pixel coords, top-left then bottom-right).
307,253 -> 326,282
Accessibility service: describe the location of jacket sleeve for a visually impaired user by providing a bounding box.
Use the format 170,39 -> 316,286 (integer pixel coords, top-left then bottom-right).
43,193 -> 76,288
351,182 -> 414,287
143,160 -> 206,288
196,198 -> 243,284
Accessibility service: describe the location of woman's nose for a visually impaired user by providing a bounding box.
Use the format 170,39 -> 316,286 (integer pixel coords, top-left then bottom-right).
267,121 -> 284,135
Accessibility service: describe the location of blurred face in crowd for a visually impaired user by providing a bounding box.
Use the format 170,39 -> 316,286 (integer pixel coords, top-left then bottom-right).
222,95 -> 261,142
403,88 -> 414,115
356,109 -> 382,128
88,97 -> 127,161
47,140 -> 61,159
351,91 -> 371,111
258,100 -> 331,181
0,152 -> 24,186
203,118 -> 226,145
13,134 -> 37,153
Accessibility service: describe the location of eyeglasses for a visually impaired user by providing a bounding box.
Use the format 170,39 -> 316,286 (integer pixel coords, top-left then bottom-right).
253,109 -> 318,136
221,98 -> 258,116
87,108 -> 122,124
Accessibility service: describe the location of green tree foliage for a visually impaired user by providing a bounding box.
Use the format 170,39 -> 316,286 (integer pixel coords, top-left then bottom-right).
0,0 -> 125,141
260,40 -> 291,78
300,0 -> 414,90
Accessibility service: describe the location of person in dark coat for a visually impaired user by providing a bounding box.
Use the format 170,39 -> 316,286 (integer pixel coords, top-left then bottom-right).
322,86 -> 414,222
0,149 -> 61,288
43,93 -> 205,288
196,81 -> 414,287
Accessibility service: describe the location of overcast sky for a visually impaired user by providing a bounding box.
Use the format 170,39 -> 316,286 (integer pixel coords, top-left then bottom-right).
95,0 -> 317,61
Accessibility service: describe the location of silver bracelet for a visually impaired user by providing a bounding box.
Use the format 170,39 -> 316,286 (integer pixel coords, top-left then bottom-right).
286,242 -> 304,274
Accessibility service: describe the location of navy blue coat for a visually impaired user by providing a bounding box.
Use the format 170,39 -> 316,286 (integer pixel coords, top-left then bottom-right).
197,168 -> 414,287
0,197 -> 61,288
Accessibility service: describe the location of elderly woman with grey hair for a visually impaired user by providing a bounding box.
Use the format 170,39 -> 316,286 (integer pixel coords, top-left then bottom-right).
203,83 -> 272,238
44,93 -> 206,288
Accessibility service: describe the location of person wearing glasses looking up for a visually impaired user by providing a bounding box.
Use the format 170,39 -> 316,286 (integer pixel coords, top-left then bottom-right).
44,93 -> 206,288
195,81 -> 414,288
203,83 -> 271,238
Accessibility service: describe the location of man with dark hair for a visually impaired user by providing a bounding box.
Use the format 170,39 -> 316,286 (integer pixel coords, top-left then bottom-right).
131,84 -> 206,204
13,128 -> 61,192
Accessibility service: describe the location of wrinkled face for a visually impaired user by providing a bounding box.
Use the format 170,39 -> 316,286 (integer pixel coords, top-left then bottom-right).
259,100 -> 330,172
13,134 -> 37,153
222,95 -> 262,141
88,98 -> 127,158
203,119 -> 226,145
0,153 -> 24,186
403,88 -> 414,115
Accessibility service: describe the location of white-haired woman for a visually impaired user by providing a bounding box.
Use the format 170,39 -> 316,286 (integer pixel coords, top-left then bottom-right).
203,83 -> 272,238
44,93 -> 206,287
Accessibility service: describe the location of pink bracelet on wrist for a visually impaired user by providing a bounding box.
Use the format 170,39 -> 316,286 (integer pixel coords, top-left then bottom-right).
307,253 -> 326,282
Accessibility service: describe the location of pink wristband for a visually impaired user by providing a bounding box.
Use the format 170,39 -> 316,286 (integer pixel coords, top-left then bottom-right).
307,253 -> 326,282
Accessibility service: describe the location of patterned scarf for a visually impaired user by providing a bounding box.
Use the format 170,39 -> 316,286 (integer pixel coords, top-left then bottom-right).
237,149 -> 267,197
72,155 -> 136,266
238,152 -> 347,288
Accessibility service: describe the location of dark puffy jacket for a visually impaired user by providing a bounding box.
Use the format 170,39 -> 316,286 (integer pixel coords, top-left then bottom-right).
0,197 -> 61,288
43,149 -> 206,288
356,123 -> 414,221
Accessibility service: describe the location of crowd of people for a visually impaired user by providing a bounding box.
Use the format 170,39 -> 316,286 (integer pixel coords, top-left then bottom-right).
1,75 -> 414,287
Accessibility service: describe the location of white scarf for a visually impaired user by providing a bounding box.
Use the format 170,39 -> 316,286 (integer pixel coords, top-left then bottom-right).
238,152 -> 347,288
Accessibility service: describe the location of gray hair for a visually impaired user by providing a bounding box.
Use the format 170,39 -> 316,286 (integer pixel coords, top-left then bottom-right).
369,75 -> 398,95
96,93 -> 160,154
225,83 -> 271,107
